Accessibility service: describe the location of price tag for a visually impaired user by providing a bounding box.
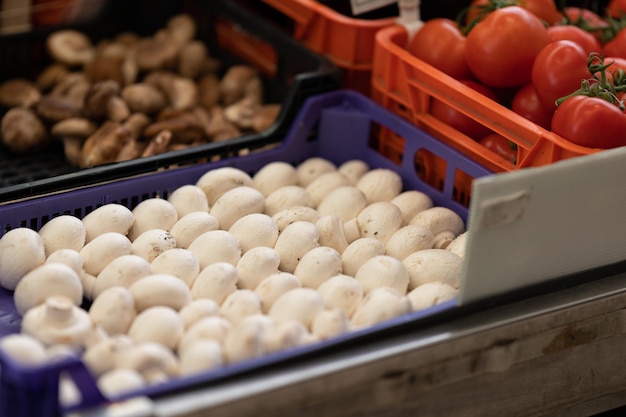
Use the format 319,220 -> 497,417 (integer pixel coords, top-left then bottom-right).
349,0 -> 397,15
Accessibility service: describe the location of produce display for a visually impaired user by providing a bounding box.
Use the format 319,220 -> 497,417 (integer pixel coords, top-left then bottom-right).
0,13 -> 281,168
0,156 -> 466,401
406,0 -> 626,160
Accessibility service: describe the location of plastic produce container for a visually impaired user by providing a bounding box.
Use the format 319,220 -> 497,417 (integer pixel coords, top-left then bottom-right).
370,21 -> 603,204
0,90 -> 491,417
0,0 -> 341,203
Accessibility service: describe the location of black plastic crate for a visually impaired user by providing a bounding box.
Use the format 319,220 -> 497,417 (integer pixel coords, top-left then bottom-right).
0,0 -> 341,202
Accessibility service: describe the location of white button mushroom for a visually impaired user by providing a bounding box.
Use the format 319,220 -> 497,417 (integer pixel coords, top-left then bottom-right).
228,213 -> 279,253
21,295 -> 93,349
271,206 -> 320,233
81,204 -> 135,243
150,248 -> 200,287
355,168 -> 403,204
252,161 -> 298,197
268,288 -> 325,329
128,198 -> 179,241
385,224 -> 435,260
0,333 -> 48,366
341,237 -> 386,277
356,202 -> 403,243
115,341 -> 180,383
296,157 -> 336,187
254,272 -> 302,314
129,274 -> 192,312
210,186 -> 266,230
80,232 -> 132,276
223,314 -> 273,363
127,306 -> 184,350
195,166 -> 254,206
317,274 -> 364,318
294,246 -> 343,289
342,218 -> 361,244
89,286 -> 136,335
93,254 -> 152,299
354,255 -> 409,295
220,289 -> 263,325
350,287 -> 412,329
177,316 -> 231,354
264,319 -> 309,353
403,249 -> 463,290
38,215 -> 86,255
264,185 -> 315,217
82,334 -> 134,377
97,368 -> 145,397
46,248 -> 95,300
311,308 -> 349,340
130,229 -> 176,262
446,231 -> 468,259
178,299 -> 220,329
337,159 -> 369,184
407,282 -> 458,311
13,262 -> 83,316
316,186 -> 367,222
190,262 -> 239,304
391,190 -> 434,225
0,227 -> 46,291
273,221 -> 319,273
409,207 -> 465,249
169,211 -> 220,249
167,184 -> 209,218
315,215 -> 349,254
188,230 -> 242,268
236,246 -> 281,290
305,171 -> 351,207
179,339 -> 223,376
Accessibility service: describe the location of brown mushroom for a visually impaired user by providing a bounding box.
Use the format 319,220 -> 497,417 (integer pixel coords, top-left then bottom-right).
46,30 -> 95,67
80,121 -> 131,167
50,118 -> 98,139
83,80 -> 121,120
196,73 -> 221,111
178,41 -> 209,79
0,79 -> 41,108
134,32 -> 179,72
1,107 -> 49,153
49,72 -> 90,104
106,96 -> 131,122
219,66 -> 262,106
142,130 -> 172,157
166,14 -> 197,46
35,95 -> 82,122
36,63 -> 70,92
143,112 -> 204,144
121,83 -> 167,115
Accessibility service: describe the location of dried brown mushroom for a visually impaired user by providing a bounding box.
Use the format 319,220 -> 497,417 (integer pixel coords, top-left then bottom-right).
178,41 -> 209,79
50,118 -> 98,139
83,80 -> 121,120
35,95 -> 83,122
46,30 -> 95,67
143,112 -> 204,144
134,32 -> 179,72
219,66 -> 262,106
36,64 -> 70,92
121,83 -> 167,115
80,121 -> 131,168
0,79 -> 41,108
1,108 -> 49,153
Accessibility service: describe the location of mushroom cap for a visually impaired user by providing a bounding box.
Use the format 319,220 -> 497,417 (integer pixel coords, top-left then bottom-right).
1,107 -> 49,153
93,254 -> 151,298
254,272 -> 302,314
341,237 -> 386,277
150,248 -> 200,287
179,339 -> 223,376
178,299 -> 220,329
305,171 -> 351,207
315,215 -> 349,254
14,263 -> 83,316
391,191 -> 434,225
264,320 -> 309,353
236,246 -> 281,290
223,314 -> 272,363
89,286 -> 136,335
167,185 -> 210,218
264,185 -> 314,217
311,308 -> 349,340
296,157 -> 336,187
0,78 -> 41,108
252,161 -> 299,196
356,202 -> 403,243
188,230 -> 242,268
46,30 -> 95,66
177,316 -> 231,354
190,262 -> 239,304
81,203 -> 135,243
128,198 -> 179,241
273,221 -> 320,274
229,213 -> 279,254
0,334 -> 48,366
38,215 -> 86,256
170,211 -> 220,249
407,282 -> 458,311
0,227 -> 46,291
316,186 -> 368,222
446,231 -> 468,259
97,368 -> 145,398
268,288 -> 325,329
51,117 -> 98,139
350,287 -> 412,329
294,246 -> 343,289
210,186 -> 266,230
317,274 -> 364,318
355,169 -> 403,204
115,341 -> 180,379
385,224 -> 435,260
80,232 -> 132,276
409,207 -> 465,248
130,229 -> 177,262
219,289 -> 263,325
83,335 -> 134,377
127,307 -> 184,350
272,206 -> 320,233
403,249 -> 463,290
354,255 -> 409,295
195,167 -> 253,206
337,160 -> 370,184
129,273 -> 192,312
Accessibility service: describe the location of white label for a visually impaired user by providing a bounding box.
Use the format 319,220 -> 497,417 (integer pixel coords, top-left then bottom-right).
349,0 -> 397,15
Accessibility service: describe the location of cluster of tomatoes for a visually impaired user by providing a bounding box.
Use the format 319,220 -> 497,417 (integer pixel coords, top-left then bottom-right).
407,0 -> 626,163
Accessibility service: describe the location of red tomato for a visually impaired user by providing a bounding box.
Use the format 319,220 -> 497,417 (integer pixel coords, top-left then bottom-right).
511,82 -> 555,130
430,80 -> 498,140
479,133 -> 517,165
551,95 -> 626,149
466,6 -> 549,88
531,40 -> 591,111
608,0 -> 626,18
546,25 -> 602,56
563,7 -> 608,41
465,0 -> 562,26
602,56 -> 626,85
407,18 -> 472,80
603,29 -> 626,60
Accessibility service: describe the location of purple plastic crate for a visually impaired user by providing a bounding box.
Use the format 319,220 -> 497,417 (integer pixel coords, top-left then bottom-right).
0,90 -> 492,417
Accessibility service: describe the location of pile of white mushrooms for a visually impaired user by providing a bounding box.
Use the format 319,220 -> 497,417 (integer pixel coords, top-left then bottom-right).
0,156 -> 467,402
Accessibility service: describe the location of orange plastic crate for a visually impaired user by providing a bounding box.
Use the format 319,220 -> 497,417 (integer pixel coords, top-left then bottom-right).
371,24 -> 602,197
261,0 -> 396,95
